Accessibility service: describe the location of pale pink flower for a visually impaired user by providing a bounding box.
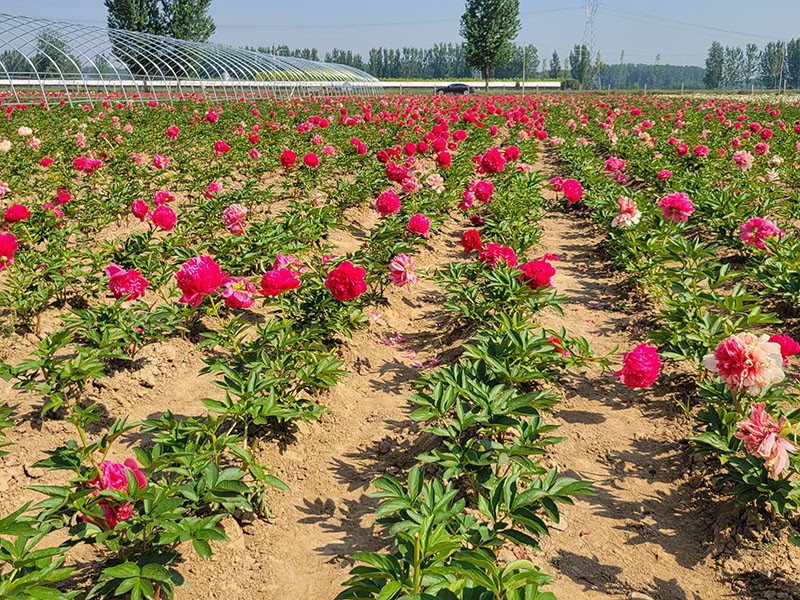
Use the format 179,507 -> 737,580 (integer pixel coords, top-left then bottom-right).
611,196 -> 641,228
75,132 -> 86,148
703,333 -> 784,396
27,136 -> 41,150
388,254 -> 418,287
272,254 -> 306,275
426,173 -> 445,193
17,126 -> 32,137
0,140 -> 12,153
735,403 -> 796,479
0,180 -> 9,198
733,150 -> 755,171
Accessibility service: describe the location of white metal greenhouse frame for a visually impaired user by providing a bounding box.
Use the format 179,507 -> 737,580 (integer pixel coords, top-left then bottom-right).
0,14 -> 381,106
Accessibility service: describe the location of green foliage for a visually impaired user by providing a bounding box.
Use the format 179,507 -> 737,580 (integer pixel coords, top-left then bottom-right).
460,0 -> 521,86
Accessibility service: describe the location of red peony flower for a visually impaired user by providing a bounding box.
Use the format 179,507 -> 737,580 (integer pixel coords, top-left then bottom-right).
478,147 -> 506,173
303,152 -> 319,168
518,258 -> 556,289
614,344 -> 662,389
3,204 -> 31,223
213,139 -> 231,156
325,260 -> 367,301
40,156 -> 54,167
259,268 -> 301,297
435,151 -> 452,168
280,149 -> 297,168
53,188 -> 71,206
105,264 -> 149,301
461,229 -> 482,253
175,256 -> 227,307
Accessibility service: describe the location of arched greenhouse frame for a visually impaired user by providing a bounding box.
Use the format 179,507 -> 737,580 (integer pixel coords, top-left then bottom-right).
0,14 -> 381,106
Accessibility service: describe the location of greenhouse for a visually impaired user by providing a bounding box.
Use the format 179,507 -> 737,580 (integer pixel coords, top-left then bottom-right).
0,14 -> 381,106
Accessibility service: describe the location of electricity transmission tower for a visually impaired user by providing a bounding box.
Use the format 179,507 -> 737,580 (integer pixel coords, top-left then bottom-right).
583,0 -> 599,87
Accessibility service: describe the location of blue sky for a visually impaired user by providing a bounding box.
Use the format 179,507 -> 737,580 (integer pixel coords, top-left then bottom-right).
1,1 -> 798,67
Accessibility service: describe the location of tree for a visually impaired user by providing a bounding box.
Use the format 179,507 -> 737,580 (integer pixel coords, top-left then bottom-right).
460,0 -> 521,90
568,44 -> 590,88
30,30 -> 83,78
786,39 -> 800,89
760,41 -> 786,90
105,0 -> 215,41
704,41 -> 723,89
615,50 -> 626,89
744,43 -> 759,88
548,50 -> 561,79
722,45 -> 744,89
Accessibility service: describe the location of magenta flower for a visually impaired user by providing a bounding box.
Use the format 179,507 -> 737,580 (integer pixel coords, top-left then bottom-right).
131,199 -> 149,221
165,125 -> 180,140
461,229 -> 482,253
204,181 -> 223,199
407,213 -> 431,237
213,139 -> 231,156
614,344 -> 662,389
152,154 -> 169,169
105,264 -> 148,301
768,334 -> 800,366
375,190 -> 401,216
0,233 -> 18,270
518,257 -> 556,289
479,243 -> 518,269
657,169 -> 672,180
222,278 -> 257,309
175,256 -> 227,307
562,179 -> 583,205
478,147 -> 506,173
604,156 -> 626,172
88,459 -> 147,529
739,217 -> 783,250
388,254 -> 418,287
150,204 -> 176,231
302,152 -> 319,168
259,268 -> 301,297
735,403 -> 796,479
658,192 -> 694,222
3,204 -> 31,223
223,203 -> 248,234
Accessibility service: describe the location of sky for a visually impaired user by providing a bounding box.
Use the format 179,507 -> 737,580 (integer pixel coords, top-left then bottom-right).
1,0 -> 798,68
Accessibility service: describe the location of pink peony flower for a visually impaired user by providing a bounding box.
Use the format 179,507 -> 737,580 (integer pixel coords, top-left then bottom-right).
739,217 -> 783,250
152,154 -> 169,169
479,243 -> 518,269
473,180 -> 494,203
611,196 -> 641,228
753,142 -> 770,156
213,139 -> 231,156
40,156 -> 54,167
131,199 -> 149,221
658,192 -> 694,222
222,277 -> 257,308
401,176 -> 421,194
105,264 -> 148,301
3,204 -> 30,223
504,145 -> 521,162
426,173 -> 445,193
461,229 -> 482,253
152,191 -> 174,205
204,181 -> 223,199
325,260 -> 367,301
550,176 -> 564,192
0,180 -> 10,199
374,190 -> 401,216
272,253 -> 306,275
223,203 -> 248,234
604,156 -> 626,172
259,268 -> 301,297
166,125 -> 180,140
735,403 -> 796,479
88,459 -> 147,529
657,169 -> 672,180
407,213 -> 431,237
150,204 -> 176,231
563,179 -> 583,205
175,256 -> 227,307
435,151 -> 451,168
768,335 -> 800,366
548,336 -> 570,357
388,254 -> 418,287
692,145 -> 709,158
733,150 -> 755,171
518,256 -> 556,289
703,333 -> 784,396
0,233 -> 18,270
53,188 -> 71,206
614,344 -> 662,388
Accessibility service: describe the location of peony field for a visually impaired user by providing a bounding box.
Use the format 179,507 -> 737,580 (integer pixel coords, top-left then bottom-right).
2,91 -> 800,599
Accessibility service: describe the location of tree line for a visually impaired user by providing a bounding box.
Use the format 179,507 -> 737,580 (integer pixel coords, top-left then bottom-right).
704,39 -> 800,90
